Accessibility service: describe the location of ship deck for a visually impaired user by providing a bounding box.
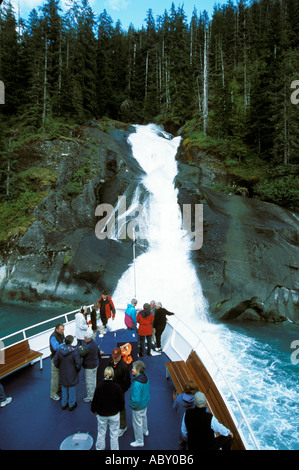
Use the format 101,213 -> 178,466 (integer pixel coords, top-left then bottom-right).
0,350 -> 179,451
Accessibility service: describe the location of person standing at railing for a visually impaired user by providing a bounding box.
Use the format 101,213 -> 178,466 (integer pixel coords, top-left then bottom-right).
153,302 -> 175,353
173,380 -> 198,450
181,391 -> 234,450
90,302 -> 100,337
49,323 -> 65,401
98,290 -> 116,331
75,306 -> 88,346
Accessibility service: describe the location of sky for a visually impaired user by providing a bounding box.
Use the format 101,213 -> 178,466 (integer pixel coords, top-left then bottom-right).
9,0 -> 234,29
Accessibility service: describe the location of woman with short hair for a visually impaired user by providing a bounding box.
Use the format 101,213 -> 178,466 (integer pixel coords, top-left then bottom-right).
91,366 -> 124,450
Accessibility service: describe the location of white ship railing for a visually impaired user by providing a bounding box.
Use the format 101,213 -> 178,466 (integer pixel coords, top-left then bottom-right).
0,304 -> 259,450
0,306 -> 88,349
163,315 -> 260,450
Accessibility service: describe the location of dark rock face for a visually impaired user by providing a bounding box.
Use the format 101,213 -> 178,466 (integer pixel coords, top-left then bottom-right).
175,159 -> 299,324
0,124 -> 143,307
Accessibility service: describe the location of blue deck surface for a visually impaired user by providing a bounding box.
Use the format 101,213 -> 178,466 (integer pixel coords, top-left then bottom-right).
0,344 -> 179,451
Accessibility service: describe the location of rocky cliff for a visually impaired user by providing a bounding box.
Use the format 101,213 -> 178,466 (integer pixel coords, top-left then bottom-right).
0,121 -> 298,323
0,122 -> 145,307
175,149 -> 299,324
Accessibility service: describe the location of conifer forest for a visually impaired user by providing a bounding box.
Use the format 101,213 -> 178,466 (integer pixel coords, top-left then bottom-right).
0,0 -> 298,210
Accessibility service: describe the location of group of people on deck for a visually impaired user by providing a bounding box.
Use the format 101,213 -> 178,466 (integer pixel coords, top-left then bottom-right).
124,298 -> 175,356
48,289 -> 233,451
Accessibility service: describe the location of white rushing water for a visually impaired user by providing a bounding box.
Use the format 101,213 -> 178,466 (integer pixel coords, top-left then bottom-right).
112,124 -> 208,322
111,124 -> 298,450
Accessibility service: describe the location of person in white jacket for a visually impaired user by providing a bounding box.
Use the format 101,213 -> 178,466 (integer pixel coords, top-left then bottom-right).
75,306 -> 88,346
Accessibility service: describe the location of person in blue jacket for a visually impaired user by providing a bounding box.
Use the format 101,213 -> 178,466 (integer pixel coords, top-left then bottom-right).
124,298 -> 138,332
129,360 -> 150,447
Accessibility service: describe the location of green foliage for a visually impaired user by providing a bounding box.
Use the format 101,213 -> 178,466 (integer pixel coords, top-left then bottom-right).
63,251 -> 71,265
0,190 -> 47,244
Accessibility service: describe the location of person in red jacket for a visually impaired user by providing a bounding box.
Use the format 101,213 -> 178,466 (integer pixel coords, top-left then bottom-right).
137,303 -> 154,357
98,290 -> 116,330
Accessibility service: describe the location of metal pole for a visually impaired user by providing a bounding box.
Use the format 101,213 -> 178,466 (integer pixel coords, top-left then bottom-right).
133,227 -> 137,297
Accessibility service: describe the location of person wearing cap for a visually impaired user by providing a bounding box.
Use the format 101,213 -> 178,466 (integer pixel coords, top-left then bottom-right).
81,329 -> 102,402
75,306 -> 88,346
136,303 -> 154,357
108,347 -> 131,436
98,290 -> 116,330
129,360 -> 150,447
181,391 -> 234,450
153,301 -> 175,352
91,366 -> 124,450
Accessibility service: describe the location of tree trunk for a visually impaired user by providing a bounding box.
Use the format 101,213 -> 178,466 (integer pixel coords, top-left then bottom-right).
203,27 -> 209,135
42,35 -> 48,126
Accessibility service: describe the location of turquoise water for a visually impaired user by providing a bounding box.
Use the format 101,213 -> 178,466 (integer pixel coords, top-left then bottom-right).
0,302 -> 72,341
196,319 -> 299,450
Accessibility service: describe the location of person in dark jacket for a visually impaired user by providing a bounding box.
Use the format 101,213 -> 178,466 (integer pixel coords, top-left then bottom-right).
81,330 -> 102,402
108,347 -> 131,436
153,301 -> 175,352
54,335 -> 81,410
98,290 -> 116,330
172,380 -> 198,449
89,302 -> 98,334
91,366 -> 124,450
49,323 -> 65,401
137,303 -> 154,356
181,392 -> 234,450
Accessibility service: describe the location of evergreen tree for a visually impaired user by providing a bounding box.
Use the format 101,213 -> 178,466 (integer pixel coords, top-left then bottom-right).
0,1 -> 20,116
0,0 -> 297,169
75,0 -> 97,119
41,0 -> 64,118
20,8 -> 44,128
97,8 -> 115,117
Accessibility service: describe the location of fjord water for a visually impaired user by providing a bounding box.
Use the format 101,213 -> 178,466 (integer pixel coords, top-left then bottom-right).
112,124 -> 299,450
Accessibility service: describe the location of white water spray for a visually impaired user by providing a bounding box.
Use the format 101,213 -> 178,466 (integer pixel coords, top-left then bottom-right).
112,124 -> 208,322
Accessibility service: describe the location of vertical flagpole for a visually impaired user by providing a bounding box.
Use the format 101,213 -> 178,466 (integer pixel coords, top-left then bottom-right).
132,227 -> 137,297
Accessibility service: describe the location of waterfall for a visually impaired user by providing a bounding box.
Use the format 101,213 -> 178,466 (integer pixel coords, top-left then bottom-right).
112,124 -> 208,323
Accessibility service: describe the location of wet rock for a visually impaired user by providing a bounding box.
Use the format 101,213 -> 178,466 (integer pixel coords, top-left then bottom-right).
0,124 -> 142,307
176,157 -> 299,324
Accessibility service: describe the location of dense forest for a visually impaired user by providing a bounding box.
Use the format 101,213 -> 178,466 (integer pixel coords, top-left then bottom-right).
0,0 -> 298,210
